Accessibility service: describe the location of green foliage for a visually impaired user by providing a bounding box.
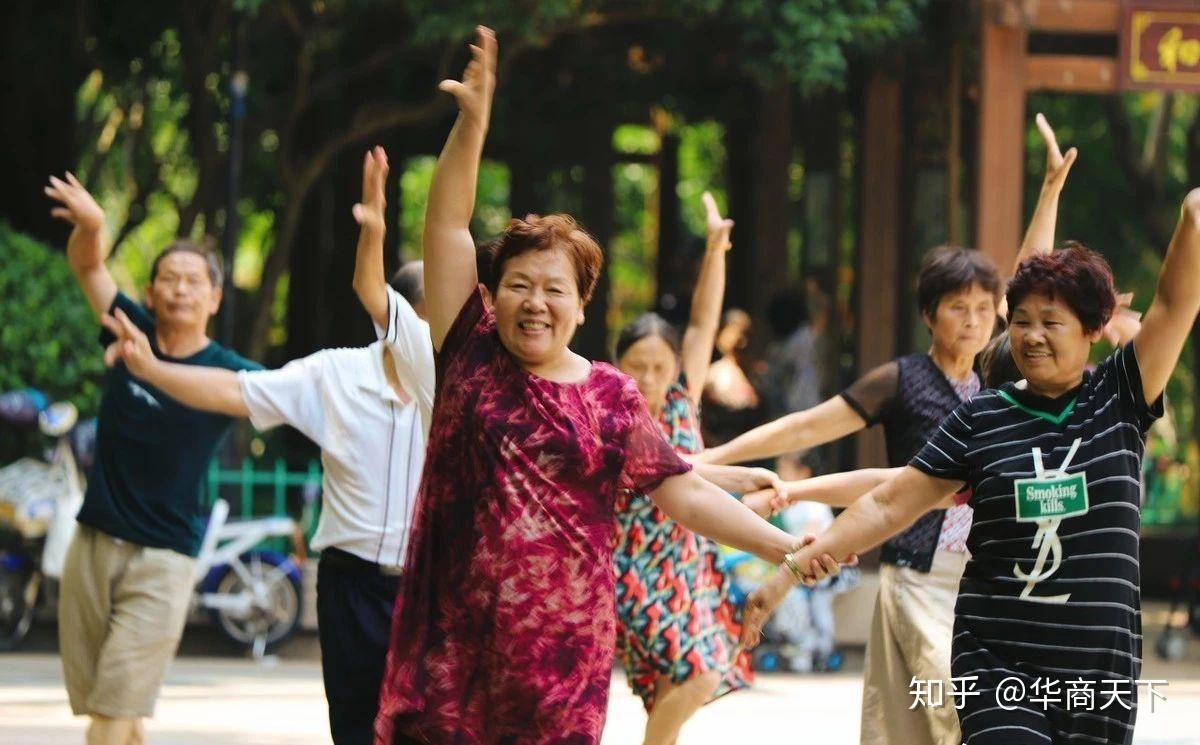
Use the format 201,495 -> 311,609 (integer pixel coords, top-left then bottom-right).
697,0 -> 926,91
0,223 -> 105,418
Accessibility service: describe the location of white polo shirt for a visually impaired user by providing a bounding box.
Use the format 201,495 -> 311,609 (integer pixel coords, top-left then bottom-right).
237,287 -> 434,569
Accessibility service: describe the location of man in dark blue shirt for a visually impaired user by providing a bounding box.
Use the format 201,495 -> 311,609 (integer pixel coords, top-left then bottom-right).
46,171 -> 259,745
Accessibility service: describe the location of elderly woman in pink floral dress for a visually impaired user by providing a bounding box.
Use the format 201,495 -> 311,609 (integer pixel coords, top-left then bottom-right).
374,27 -> 841,745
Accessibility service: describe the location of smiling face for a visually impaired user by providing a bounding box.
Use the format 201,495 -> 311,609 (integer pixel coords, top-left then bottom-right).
144,251 -> 222,333
1008,292 -> 1100,395
923,282 -> 997,360
492,247 -> 585,369
618,334 -> 679,415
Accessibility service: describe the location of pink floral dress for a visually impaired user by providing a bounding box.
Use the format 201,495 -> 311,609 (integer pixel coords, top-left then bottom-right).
375,288 -> 691,745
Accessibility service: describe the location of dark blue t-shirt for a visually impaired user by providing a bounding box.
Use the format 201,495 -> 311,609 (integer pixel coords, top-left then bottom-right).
76,293 -> 261,556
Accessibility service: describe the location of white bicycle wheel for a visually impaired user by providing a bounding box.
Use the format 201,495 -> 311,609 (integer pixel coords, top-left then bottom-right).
211,553 -> 301,652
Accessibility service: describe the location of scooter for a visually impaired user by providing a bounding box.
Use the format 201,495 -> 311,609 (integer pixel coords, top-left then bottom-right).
0,388 -> 304,657
0,390 -> 88,650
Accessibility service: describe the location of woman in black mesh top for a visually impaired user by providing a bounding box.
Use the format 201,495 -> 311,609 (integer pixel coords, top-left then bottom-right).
742,191 -> 1200,744
698,115 -> 1077,745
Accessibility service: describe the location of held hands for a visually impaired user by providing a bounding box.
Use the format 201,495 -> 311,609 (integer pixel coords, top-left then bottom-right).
352,146 -> 389,240
438,26 -> 497,129
739,537 -> 859,648
100,309 -> 156,378
702,191 -> 733,252
45,172 -> 105,236
1035,113 -> 1077,195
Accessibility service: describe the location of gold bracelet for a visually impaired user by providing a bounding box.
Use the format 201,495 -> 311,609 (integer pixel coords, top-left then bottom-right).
782,553 -> 806,584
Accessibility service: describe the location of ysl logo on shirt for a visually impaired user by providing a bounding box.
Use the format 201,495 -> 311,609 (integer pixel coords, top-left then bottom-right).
1012,438 -> 1083,604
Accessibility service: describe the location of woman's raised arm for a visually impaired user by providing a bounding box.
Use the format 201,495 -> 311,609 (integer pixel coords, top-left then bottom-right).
424,26 -> 498,350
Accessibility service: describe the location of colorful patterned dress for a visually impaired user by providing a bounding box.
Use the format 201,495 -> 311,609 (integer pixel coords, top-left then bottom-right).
374,288 -> 691,745
613,380 -> 752,709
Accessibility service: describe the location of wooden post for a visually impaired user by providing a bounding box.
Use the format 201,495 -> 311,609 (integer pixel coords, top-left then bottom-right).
976,0 -> 1028,272
855,67 -> 905,468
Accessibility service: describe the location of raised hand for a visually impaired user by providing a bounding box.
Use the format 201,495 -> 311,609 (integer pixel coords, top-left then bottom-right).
1035,113 -> 1077,194
438,26 -> 498,128
45,172 -> 105,235
100,309 -> 155,378
352,146 -> 389,239
1103,292 -> 1142,346
702,191 -> 733,251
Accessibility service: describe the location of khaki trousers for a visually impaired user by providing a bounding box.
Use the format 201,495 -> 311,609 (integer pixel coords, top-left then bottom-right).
860,549 -> 967,745
58,525 -> 195,719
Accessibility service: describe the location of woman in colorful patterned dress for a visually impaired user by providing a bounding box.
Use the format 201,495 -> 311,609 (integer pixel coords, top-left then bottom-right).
374,27 -> 845,745
613,193 -> 776,744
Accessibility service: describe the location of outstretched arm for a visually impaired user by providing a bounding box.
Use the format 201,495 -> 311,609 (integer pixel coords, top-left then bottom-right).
101,310 -> 247,418
740,466 -> 959,645
698,395 -> 866,465
649,470 -> 846,576
45,172 -> 117,319
351,146 -> 391,330
999,113 -> 1077,318
680,192 -> 733,404
424,26 -> 497,350
1133,189 -> 1200,403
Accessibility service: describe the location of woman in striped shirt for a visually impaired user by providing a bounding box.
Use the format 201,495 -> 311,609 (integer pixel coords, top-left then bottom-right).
742,189 -> 1200,745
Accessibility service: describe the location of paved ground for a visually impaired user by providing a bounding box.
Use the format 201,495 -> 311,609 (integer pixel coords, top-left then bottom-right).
7,633 -> 1200,743
3,623 -> 1200,744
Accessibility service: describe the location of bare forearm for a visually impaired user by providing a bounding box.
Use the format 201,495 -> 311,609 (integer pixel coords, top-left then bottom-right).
681,247 -> 726,379
427,116 -> 486,232
652,472 -> 796,563
783,468 -> 902,508
788,468 -> 957,566
352,224 -> 389,329
1015,185 -> 1062,269
704,413 -> 807,465
67,225 -> 105,273
1154,205 -> 1200,315
140,360 -> 248,418
691,463 -> 762,494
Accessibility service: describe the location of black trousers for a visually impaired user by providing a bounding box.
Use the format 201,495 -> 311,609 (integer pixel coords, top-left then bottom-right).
317,548 -> 401,745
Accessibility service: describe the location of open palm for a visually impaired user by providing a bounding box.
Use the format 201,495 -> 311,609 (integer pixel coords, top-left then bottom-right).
438,26 -> 497,126
1035,113 -> 1077,191
45,172 -> 104,234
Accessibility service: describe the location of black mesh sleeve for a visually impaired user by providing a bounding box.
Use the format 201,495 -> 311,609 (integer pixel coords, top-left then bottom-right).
839,360 -> 899,426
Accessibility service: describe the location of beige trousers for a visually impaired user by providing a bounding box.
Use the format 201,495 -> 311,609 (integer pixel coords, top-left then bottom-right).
859,549 -> 967,745
59,525 -> 195,719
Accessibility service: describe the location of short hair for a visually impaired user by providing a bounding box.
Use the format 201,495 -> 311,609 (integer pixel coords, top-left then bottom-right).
1006,242 -> 1116,333
979,332 -> 1021,388
389,261 -> 424,307
917,246 -> 1001,318
484,214 -> 603,304
150,240 -> 224,288
614,312 -> 681,361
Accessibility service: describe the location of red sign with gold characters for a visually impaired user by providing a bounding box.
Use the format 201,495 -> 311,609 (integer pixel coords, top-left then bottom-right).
1120,1 -> 1200,91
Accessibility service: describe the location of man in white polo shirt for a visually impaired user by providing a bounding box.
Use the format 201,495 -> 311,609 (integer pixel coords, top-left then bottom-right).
100,146 -> 432,745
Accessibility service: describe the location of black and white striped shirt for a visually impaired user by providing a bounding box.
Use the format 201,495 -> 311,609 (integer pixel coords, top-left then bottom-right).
911,344 -> 1162,744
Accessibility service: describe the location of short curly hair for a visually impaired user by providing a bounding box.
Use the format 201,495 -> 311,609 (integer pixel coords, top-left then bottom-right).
1006,242 -> 1116,333
484,214 -> 603,304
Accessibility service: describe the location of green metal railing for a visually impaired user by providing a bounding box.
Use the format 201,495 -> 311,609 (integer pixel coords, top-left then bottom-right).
202,458 -> 323,553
